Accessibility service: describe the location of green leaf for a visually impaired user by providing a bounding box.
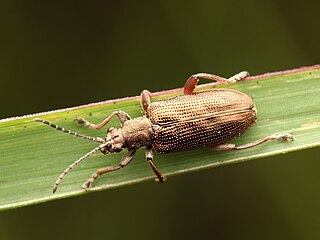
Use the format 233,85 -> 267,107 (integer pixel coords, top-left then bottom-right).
1,66 -> 320,211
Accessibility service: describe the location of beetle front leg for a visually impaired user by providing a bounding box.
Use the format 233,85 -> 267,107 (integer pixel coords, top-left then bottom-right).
184,71 -> 249,94
146,145 -> 166,183
75,111 -> 131,130
210,133 -> 293,151
82,149 -> 136,191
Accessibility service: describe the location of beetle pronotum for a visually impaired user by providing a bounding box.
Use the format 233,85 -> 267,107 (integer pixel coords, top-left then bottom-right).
35,71 -> 293,193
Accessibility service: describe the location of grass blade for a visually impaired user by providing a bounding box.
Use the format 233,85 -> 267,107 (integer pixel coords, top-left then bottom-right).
1,65 -> 320,211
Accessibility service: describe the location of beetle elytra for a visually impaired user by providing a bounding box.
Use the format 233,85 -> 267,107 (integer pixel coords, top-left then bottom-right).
35,71 -> 293,193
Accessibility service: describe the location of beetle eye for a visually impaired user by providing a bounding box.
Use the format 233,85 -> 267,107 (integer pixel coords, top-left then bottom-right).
113,146 -> 122,152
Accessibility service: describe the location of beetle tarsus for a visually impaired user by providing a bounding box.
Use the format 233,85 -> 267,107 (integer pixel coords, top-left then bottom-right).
74,116 -> 88,125
155,175 -> 167,183
227,71 -> 249,83
75,111 -> 131,130
75,117 -> 97,129
269,133 -> 294,141
81,180 -> 93,191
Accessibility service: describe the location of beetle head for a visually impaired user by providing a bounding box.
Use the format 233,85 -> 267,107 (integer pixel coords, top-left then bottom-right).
101,127 -> 125,154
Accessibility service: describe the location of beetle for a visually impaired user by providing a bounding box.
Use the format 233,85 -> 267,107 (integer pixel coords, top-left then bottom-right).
35,71 -> 293,193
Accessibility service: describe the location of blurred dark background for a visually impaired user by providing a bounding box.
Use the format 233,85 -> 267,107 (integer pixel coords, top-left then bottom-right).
0,0 -> 319,239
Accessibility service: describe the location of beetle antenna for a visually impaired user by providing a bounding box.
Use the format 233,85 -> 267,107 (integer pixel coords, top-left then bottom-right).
52,143 -> 109,193
34,118 -> 104,143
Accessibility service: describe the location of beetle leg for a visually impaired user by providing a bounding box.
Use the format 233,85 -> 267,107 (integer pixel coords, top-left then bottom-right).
140,90 -> 152,116
227,71 -> 250,83
75,111 -> 131,130
210,133 -> 293,151
184,71 -> 249,94
82,149 -> 136,191
146,145 -> 166,183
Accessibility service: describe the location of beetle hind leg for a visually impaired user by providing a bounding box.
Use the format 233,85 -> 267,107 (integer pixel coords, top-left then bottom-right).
210,133 -> 293,151
184,71 -> 249,94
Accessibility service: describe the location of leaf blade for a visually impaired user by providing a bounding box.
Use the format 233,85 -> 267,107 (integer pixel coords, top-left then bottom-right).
1,66 -> 320,210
